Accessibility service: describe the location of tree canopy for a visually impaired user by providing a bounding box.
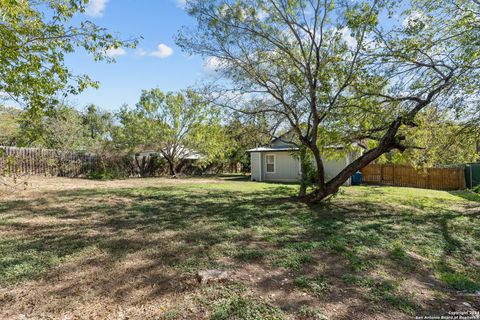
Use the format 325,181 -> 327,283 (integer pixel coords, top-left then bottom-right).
115,88 -> 227,175
178,0 -> 480,201
379,108 -> 480,167
0,0 -> 136,114
0,106 -> 22,146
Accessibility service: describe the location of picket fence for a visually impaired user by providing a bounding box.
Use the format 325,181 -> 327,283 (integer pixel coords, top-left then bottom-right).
361,164 -> 465,190
0,146 -> 96,177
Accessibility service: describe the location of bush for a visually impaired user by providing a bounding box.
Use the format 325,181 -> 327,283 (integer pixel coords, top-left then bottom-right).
86,149 -> 132,180
86,150 -> 173,179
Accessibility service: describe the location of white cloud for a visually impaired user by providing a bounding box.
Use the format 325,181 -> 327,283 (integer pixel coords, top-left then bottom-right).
150,44 -> 174,58
134,44 -> 174,59
85,0 -> 109,17
339,28 -> 357,48
176,0 -> 187,9
135,48 -> 148,57
105,47 -> 126,57
203,56 -> 224,74
327,27 -> 357,48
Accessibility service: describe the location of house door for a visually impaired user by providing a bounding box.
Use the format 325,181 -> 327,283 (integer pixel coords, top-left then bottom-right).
250,152 -> 262,181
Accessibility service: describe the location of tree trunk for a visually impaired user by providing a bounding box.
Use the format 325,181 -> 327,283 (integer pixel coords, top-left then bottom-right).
167,159 -> 176,176
306,121 -> 404,203
176,159 -> 188,174
308,143 -> 328,198
298,147 -> 307,197
135,156 -> 148,177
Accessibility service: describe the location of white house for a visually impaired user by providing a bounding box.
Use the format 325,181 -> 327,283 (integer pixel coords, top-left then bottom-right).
247,135 -> 361,185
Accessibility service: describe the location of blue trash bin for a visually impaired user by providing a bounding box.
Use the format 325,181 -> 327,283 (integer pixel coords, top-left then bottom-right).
351,171 -> 362,186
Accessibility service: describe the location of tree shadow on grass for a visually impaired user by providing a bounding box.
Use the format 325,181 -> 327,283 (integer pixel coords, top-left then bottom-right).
0,184 -> 479,318
306,196 -> 480,310
448,190 -> 480,203
216,174 -> 251,182
0,185 -> 294,280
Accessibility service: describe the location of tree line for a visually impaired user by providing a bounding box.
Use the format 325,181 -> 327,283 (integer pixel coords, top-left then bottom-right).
0,90 -> 274,178
1,0 -> 479,202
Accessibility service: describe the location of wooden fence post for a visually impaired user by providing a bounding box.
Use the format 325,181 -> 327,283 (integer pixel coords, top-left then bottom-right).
392,165 -> 396,185
427,168 -> 431,189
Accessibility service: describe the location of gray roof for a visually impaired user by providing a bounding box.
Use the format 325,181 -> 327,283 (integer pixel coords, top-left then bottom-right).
136,146 -> 202,160
246,146 -> 299,152
247,142 -> 366,153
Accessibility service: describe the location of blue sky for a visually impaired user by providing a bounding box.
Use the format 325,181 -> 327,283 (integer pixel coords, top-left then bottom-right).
65,0 -> 408,112
66,0 -> 209,111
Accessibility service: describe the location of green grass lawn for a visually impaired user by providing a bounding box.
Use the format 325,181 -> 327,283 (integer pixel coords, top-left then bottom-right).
0,178 -> 479,319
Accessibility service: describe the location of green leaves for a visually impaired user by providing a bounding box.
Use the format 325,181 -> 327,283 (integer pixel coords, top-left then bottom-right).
0,0 -> 137,113
345,2 -> 378,30
115,88 -> 227,171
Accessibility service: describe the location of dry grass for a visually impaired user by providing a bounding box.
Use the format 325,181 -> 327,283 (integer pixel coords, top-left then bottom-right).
0,177 -> 479,319
3,176 -> 225,198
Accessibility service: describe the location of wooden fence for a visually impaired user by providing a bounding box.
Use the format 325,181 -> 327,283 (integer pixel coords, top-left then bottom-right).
360,164 -> 465,190
0,146 -> 96,177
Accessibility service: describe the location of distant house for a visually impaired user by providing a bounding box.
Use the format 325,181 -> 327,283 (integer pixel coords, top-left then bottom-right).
135,147 -> 202,175
135,147 -> 202,160
247,133 -> 362,185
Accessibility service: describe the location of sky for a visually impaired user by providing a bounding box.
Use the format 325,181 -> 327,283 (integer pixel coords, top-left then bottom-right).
61,0 -> 409,112
65,0 -> 210,111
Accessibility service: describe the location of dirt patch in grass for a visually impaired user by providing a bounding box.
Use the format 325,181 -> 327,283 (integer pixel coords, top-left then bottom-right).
0,177 -> 479,319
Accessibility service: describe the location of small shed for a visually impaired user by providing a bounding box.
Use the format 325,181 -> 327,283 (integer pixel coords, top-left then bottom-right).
247,136 -> 359,185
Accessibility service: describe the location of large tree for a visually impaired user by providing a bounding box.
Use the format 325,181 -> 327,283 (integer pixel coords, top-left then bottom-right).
18,104 -> 92,150
82,104 -> 113,142
115,89 -> 225,175
0,106 -> 22,146
0,0 -> 136,114
178,0 -> 480,201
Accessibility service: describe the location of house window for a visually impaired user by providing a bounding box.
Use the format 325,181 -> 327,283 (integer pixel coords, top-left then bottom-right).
266,154 -> 275,173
